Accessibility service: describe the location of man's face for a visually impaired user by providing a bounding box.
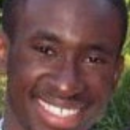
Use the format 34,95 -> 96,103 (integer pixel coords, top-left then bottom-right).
7,0 -> 123,130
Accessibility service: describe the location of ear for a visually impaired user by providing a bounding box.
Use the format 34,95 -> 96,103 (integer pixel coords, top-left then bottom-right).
113,55 -> 124,89
0,32 -> 9,74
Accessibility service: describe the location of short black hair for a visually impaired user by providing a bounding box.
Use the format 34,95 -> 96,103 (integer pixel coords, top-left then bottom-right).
110,0 -> 128,49
2,0 -> 128,47
3,0 -> 26,42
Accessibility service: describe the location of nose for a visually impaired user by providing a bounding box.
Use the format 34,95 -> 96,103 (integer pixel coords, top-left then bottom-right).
55,61 -> 84,98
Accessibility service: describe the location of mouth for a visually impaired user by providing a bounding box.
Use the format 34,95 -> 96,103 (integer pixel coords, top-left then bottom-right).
29,91 -> 88,129
31,88 -> 85,117
30,87 -> 92,129
38,98 -> 80,118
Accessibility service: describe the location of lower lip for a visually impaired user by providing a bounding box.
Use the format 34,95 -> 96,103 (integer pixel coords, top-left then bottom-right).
34,98 -> 85,129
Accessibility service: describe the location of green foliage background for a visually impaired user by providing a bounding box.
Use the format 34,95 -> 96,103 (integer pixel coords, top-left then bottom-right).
0,0 -> 130,130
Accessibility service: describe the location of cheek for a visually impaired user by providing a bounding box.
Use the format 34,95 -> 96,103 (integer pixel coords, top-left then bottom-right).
82,69 -> 115,102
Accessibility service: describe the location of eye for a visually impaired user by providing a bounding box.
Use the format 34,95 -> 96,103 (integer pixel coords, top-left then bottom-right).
33,44 -> 56,57
36,46 -> 55,56
32,37 -> 56,56
84,54 -> 105,65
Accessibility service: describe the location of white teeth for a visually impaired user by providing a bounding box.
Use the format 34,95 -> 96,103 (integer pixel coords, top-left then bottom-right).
38,99 -> 79,117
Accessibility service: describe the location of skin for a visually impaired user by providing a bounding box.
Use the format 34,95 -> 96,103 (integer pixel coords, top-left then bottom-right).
3,0 -> 124,130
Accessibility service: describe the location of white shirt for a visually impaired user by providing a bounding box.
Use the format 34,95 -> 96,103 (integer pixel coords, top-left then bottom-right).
0,118 -> 3,130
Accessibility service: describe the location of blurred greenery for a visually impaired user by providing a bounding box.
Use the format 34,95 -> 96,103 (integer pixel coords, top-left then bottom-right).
0,0 -> 130,130
0,75 -> 6,117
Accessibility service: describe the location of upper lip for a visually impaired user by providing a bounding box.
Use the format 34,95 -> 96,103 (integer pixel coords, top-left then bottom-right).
31,90 -> 85,110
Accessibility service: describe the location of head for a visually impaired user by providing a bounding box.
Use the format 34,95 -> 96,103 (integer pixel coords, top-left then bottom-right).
1,0 -> 128,130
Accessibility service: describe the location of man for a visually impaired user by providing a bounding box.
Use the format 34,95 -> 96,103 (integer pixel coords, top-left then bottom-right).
0,0 -> 128,130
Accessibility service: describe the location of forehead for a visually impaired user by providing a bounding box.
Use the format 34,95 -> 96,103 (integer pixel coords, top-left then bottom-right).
18,0 -> 121,45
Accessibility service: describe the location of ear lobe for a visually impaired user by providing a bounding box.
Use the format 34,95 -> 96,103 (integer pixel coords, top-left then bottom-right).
0,32 -> 8,74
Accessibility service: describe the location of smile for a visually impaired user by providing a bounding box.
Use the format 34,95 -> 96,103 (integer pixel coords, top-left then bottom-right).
38,99 -> 80,117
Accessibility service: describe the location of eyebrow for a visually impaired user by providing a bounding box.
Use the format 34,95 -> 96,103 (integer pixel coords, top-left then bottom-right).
32,30 -> 61,44
85,43 -> 117,56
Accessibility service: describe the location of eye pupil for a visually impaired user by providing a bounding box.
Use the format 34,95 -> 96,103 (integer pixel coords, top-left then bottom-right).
90,57 -> 98,63
85,56 -> 101,64
42,46 -> 53,55
36,45 -> 54,56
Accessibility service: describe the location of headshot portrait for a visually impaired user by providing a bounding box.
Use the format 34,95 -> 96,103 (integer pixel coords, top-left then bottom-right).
0,0 -> 129,130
